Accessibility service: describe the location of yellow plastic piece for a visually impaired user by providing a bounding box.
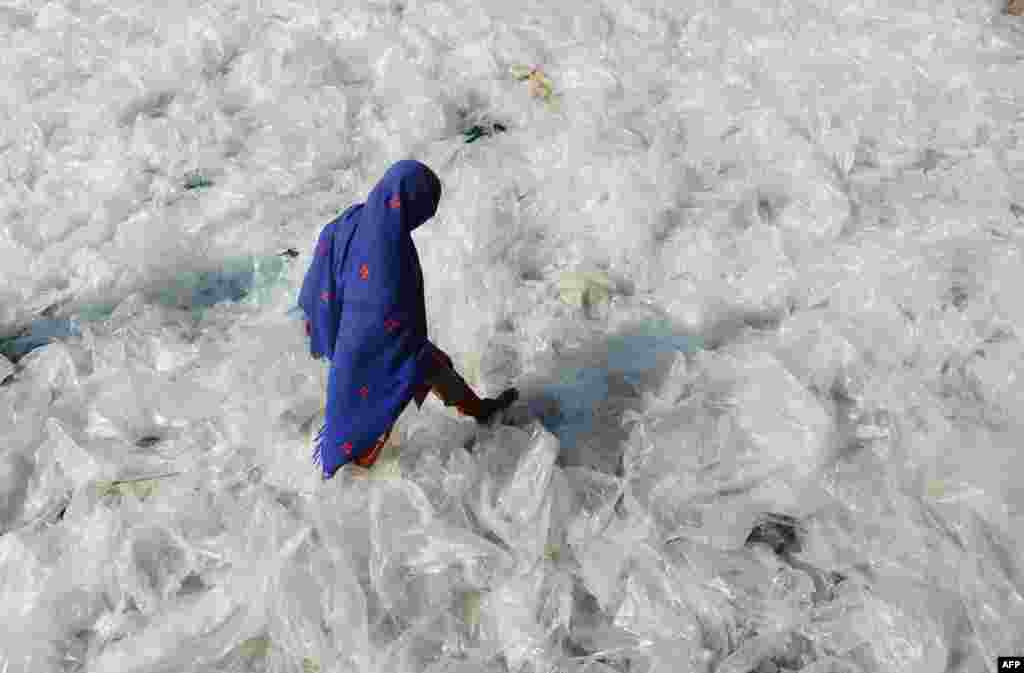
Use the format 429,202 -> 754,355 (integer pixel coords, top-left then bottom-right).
237,636 -> 271,659
234,637 -> 317,672
510,65 -> 559,108
557,270 -> 616,310
926,480 -> 945,497
95,473 -> 180,499
463,591 -> 482,629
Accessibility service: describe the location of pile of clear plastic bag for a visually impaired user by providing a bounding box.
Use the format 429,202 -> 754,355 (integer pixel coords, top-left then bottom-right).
3,283 -> 1024,673
3,0 -> 1024,671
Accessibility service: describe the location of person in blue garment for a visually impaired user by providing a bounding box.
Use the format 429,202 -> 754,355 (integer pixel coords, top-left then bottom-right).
298,160 -> 518,479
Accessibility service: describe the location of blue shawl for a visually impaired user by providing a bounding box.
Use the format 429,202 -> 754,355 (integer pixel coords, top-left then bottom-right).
298,160 -> 442,478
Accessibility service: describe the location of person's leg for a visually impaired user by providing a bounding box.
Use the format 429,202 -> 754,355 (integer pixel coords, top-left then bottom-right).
353,348 -> 518,470
352,349 -> 468,470
424,350 -> 519,423
425,359 -> 487,417
355,427 -> 392,468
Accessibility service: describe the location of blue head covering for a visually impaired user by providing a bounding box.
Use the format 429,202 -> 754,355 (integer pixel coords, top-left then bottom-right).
298,160 -> 442,478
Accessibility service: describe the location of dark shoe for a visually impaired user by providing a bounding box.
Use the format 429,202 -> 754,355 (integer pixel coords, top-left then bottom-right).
474,388 -> 519,425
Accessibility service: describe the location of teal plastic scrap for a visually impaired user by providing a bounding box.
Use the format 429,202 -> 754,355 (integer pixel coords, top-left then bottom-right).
34,253 -> 296,329
183,171 -> 214,190
152,254 -> 290,318
463,123 -> 508,144
0,318 -> 82,362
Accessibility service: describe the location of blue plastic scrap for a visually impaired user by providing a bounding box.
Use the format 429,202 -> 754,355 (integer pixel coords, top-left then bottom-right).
0,318 -> 82,361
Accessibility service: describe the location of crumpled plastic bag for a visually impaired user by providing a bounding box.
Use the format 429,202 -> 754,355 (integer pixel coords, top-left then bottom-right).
0,622 -> 65,673
0,448 -> 32,532
473,424 -> 569,568
0,528 -> 96,673
613,557 -> 703,644
405,524 -> 510,584
0,352 -> 15,383
714,347 -> 833,483
266,549 -> 334,673
0,367 -> 52,455
478,336 -> 522,398
89,488 -> 321,673
16,421 -> 83,528
799,579 -> 949,673
369,478 -> 437,609
43,418 -> 104,489
558,269 -> 617,319
574,512 -> 651,611
259,490 -> 371,673
713,630 -> 795,673
85,367 -> 223,442
771,310 -> 861,398
479,569 -> 574,673
195,510 -> 368,671
496,427 -> 560,527
20,342 -> 81,394
945,507 -> 1024,665
117,524 -> 195,617
2,532 -> 112,671
370,478 -> 511,625
87,579 -> 267,673
622,346 -> 832,550
371,612 -> 470,673
563,467 -> 622,548
0,530 -> 49,623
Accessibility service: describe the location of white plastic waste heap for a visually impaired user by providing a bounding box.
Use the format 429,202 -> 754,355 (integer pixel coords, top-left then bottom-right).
2,0 -> 1024,672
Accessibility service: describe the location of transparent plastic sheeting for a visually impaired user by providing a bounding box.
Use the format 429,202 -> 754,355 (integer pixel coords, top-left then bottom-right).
2,0 -> 1024,671
2,298 -> 1023,673
0,254 -> 294,363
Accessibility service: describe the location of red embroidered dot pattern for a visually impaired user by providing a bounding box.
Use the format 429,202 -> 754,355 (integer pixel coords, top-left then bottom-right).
317,191 -> 419,471
331,194 -> 416,468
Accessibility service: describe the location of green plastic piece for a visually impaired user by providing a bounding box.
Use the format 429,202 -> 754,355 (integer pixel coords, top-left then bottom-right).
183,171 -> 214,190
237,637 -> 271,659
463,123 -> 508,144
